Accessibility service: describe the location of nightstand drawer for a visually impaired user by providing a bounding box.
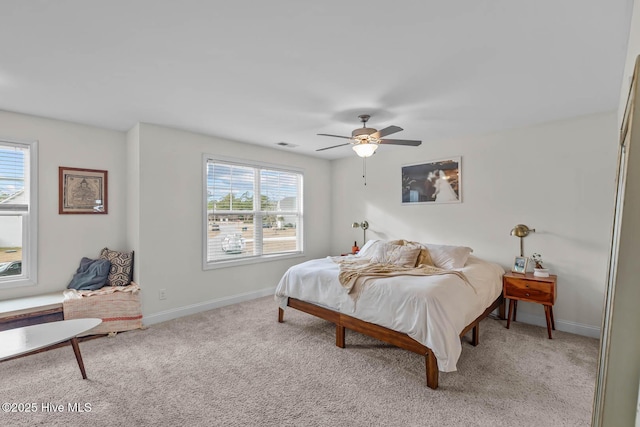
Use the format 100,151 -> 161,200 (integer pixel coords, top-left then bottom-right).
504,277 -> 554,304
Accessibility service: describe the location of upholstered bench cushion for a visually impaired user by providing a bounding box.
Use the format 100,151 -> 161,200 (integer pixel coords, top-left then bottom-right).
63,282 -> 142,336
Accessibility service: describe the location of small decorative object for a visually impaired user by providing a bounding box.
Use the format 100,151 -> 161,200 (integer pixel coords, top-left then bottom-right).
352,241 -> 359,254
512,256 -> 528,274
531,253 -> 550,277
59,167 -> 108,214
402,157 -> 461,204
222,233 -> 245,254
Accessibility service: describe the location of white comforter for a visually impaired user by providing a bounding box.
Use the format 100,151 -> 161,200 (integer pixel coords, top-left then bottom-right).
274,255 -> 504,372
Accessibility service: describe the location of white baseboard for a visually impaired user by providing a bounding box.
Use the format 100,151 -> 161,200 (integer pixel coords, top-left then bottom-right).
143,287 -> 276,326
143,289 -> 602,339
506,310 -> 601,339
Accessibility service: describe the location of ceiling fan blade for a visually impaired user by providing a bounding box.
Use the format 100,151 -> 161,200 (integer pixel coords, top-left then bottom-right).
370,125 -> 403,139
317,133 -> 352,140
379,138 -> 422,146
316,142 -> 352,152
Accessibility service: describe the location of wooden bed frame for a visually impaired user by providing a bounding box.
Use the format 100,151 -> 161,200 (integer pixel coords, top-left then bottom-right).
278,295 -> 505,389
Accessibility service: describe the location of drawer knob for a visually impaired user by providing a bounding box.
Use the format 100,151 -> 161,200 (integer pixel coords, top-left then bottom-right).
525,293 -> 530,297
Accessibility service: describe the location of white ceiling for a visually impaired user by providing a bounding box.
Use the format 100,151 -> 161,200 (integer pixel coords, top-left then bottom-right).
0,1 -> 633,159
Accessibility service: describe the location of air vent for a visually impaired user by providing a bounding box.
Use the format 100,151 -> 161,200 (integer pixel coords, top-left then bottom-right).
276,142 -> 298,148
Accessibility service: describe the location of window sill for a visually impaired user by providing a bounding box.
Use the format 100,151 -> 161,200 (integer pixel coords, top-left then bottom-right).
0,277 -> 38,290
203,252 -> 305,270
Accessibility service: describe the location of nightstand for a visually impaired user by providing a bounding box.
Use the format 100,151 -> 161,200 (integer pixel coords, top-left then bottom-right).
503,272 -> 557,339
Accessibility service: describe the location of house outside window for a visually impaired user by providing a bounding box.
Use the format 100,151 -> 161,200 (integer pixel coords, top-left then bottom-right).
0,139 -> 38,287
203,155 -> 303,268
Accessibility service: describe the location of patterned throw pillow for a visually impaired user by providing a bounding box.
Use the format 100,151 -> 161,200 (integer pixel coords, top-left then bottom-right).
99,247 -> 134,286
386,239 -> 436,267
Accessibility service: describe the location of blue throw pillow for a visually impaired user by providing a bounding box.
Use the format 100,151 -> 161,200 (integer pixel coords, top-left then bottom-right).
67,257 -> 112,291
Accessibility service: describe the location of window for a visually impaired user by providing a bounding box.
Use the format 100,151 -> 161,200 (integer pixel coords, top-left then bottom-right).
204,155 -> 303,268
0,139 -> 37,287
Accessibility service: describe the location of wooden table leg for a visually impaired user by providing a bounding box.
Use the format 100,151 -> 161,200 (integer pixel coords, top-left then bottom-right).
70,337 -> 88,379
506,299 -> 515,329
544,306 -> 553,339
513,300 -> 518,321
549,306 -> 555,330
498,299 -> 506,320
278,308 -> 284,323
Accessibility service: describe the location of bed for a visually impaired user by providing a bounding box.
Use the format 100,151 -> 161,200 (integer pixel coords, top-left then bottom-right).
274,240 -> 505,389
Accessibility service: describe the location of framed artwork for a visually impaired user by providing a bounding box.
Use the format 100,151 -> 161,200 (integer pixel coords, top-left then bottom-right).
401,156 -> 461,204
59,167 -> 108,214
512,256 -> 528,274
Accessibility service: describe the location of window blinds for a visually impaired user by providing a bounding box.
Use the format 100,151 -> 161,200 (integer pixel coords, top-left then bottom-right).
206,159 -> 303,263
0,142 -> 29,212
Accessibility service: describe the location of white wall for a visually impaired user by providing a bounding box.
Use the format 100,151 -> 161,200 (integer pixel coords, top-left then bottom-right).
132,123 -> 332,322
331,111 -> 617,335
0,111 -> 332,323
0,110 -> 127,299
0,107 -> 617,337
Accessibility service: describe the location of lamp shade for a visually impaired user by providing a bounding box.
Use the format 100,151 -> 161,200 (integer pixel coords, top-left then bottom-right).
352,220 -> 369,246
352,220 -> 368,230
510,224 -> 535,257
510,224 -> 534,237
352,143 -> 378,158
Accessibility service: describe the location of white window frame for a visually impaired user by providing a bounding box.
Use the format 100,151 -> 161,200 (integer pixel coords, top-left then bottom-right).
0,138 -> 38,288
202,154 -> 304,270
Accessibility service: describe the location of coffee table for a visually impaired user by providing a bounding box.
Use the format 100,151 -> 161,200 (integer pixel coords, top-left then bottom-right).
0,318 -> 102,379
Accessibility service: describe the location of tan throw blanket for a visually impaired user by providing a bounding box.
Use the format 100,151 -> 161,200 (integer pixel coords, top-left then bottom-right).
333,258 -> 473,301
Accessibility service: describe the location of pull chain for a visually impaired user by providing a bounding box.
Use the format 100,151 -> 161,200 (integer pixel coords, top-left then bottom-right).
362,157 -> 367,186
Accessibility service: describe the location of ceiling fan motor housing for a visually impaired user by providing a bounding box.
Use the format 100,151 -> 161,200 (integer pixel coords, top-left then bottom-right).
352,127 -> 376,138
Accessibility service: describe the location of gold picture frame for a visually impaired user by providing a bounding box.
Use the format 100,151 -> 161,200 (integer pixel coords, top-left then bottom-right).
59,166 -> 108,214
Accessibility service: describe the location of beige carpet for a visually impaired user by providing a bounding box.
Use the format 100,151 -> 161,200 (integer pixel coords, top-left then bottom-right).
1,296 -> 598,426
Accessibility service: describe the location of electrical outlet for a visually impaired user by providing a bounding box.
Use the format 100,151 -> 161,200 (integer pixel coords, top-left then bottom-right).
158,289 -> 167,300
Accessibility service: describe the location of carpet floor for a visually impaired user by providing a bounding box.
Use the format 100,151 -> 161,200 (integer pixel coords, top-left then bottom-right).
1,296 -> 598,426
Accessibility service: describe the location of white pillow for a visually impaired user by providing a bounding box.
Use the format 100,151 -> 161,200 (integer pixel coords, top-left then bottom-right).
423,243 -> 473,269
356,239 -> 381,258
369,243 -> 421,268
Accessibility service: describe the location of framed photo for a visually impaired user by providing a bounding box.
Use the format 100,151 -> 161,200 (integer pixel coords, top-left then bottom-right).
59,167 -> 108,214
512,256 -> 528,274
402,156 -> 461,204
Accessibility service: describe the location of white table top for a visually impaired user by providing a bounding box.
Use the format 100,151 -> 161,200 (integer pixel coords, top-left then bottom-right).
0,318 -> 102,361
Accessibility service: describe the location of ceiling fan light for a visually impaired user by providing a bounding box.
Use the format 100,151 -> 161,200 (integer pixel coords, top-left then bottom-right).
353,143 -> 378,158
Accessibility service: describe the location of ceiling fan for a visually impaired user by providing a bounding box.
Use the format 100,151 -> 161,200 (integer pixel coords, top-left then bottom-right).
316,114 -> 422,157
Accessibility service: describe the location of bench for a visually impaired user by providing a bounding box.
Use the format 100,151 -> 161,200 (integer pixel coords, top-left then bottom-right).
0,282 -> 142,336
0,292 -> 65,331
63,282 -> 142,336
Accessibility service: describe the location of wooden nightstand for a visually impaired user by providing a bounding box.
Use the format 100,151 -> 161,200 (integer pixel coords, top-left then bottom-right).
503,272 -> 557,339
